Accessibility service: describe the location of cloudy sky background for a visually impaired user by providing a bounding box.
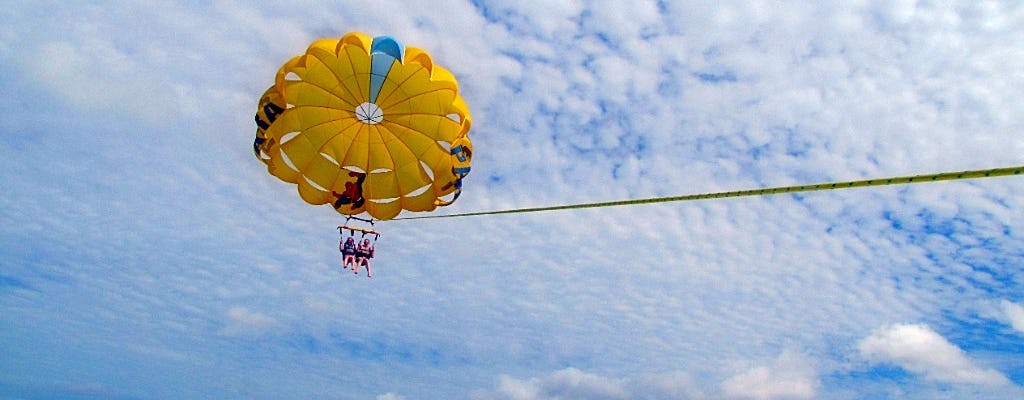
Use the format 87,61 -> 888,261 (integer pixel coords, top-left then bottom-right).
2,1 -> 1023,399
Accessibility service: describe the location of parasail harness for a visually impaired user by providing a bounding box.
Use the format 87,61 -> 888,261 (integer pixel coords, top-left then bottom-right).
338,216 -> 380,243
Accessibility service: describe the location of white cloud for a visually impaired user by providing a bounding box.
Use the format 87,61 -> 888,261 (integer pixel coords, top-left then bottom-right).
858,323 -> 1010,386
475,368 -> 628,400
721,351 -> 817,400
1001,300 -> 1024,334
376,393 -> 406,400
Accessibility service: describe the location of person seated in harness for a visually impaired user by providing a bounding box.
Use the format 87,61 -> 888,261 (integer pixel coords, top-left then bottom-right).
340,236 -> 357,270
353,238 -> 375,277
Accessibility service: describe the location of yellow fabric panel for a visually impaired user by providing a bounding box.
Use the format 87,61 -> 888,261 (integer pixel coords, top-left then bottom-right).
404,47 -> 432,71
298,174 -> 330,205
366,198 -> 402,221
305,38 -> 342,62
413,140 -> 449,173
274,56 -> 306,91
319,44 -> 371,105
425,65 -> 459,93
428,152 -> 456,195
341,46 -> 372,103
401,187 -> 438,212
340,124 -> 370,170
375,64 -> 422,107
401,115 -> 436,140
433,195 -> 456,207
436,115 -> 464,140
310,118 -> 359,155
381,132 -> 430,191
437,114 -> 465,142
375,70 -> 407,110
379,67 -> 456,111
380,122 -> 449,196
404,83 -> 457,115
368,161 -> 395,196
298,106 -> 347,130
334,75 -> 364,108
301,154 -> 342,196
394,160 -> 431,195
297,36 -> 369,107
378,129 -> 421,179
402,47 -> 461,97
365,171 -> 400,200
321,121 -> 360,167
364,129 -> 401,201
266,111 -> 300,144
380,128 -> 423,168
281,136 -> 317,175
428,64 -> 458,91
266,105 -> 344,144
294,60 -> 348,106
283,80 -> 346,111
339,32 -> 372,51
382,99 -> 414,120
306,37 -> 341,55
451,95 -> 472,135
406,93 -> 442,116
278,112 -> 348,171
381,120 -> 441,158
268,147 -> 300,183
299,117 -> 350,155
406,114 -> 457,142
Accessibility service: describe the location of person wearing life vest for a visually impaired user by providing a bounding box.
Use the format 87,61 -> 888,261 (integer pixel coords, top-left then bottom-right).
340,236 -> 357,270
353,238 -> 375,277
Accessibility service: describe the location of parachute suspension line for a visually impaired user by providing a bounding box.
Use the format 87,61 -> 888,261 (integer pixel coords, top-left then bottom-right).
393,165 -> 1024,220
345,216 -> 376,226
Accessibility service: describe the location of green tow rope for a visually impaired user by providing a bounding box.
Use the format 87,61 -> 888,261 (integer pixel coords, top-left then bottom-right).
395,165 -> 1024,220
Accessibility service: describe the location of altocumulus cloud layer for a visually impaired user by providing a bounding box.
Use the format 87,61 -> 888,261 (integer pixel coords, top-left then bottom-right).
1,1 -> 1024,399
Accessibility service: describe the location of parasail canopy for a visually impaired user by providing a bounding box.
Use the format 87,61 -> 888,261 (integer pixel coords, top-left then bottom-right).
254,32 -> 473,220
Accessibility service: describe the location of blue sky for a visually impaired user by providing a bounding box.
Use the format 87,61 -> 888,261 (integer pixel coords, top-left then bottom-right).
2,1 -> 1023,399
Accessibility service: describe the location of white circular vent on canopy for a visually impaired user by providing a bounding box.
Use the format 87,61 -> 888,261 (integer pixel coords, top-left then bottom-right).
355,102 -> 384,124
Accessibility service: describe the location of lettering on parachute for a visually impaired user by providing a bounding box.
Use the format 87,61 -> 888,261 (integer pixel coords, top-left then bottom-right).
441,145 -> 472,203
333,171 -> 367,210
255,102 -> 284,130
253,101 -> 284,156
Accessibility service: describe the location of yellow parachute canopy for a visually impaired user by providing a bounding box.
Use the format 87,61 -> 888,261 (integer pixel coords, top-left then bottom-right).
254,32 -> 472,220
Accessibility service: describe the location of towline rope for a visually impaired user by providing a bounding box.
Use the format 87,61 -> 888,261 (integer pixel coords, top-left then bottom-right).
394,165 -> 1024,221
